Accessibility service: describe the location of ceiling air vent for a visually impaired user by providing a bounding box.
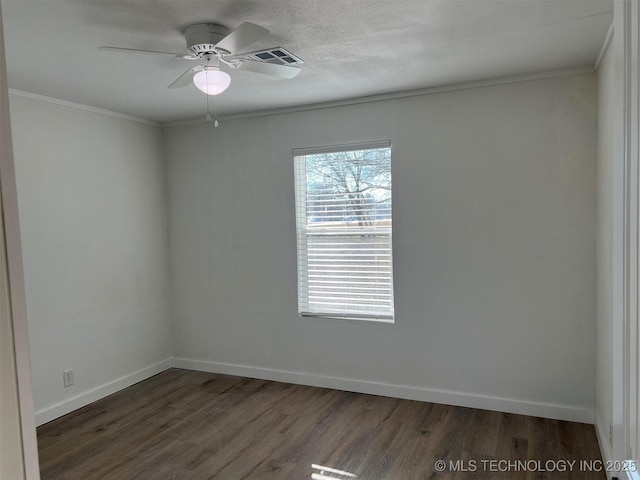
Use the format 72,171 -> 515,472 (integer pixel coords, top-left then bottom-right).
244,47 -> 304,66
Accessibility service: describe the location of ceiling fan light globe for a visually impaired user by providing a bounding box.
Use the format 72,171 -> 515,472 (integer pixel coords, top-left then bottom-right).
193,69 -> 231,95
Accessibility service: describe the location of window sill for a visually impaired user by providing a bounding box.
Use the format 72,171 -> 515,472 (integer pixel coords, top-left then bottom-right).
299,312 -> 394,324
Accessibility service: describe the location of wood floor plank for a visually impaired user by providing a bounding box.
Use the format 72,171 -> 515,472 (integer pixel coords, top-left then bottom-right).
37,369 -> 606,480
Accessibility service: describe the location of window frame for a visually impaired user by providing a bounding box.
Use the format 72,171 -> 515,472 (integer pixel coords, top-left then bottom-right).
293,140 -> 394,323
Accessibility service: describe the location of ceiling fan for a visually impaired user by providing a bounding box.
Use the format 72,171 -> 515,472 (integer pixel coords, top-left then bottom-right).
99,22 -> 303,96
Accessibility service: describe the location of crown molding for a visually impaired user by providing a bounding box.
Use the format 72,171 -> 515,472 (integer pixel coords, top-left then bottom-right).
7,65 -> 595,130
163,65 -> 595,128
595,21 -> 614,71
8,89 -> 161,127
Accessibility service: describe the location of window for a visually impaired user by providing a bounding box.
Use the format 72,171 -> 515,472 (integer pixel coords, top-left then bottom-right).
294,141 -> 394,322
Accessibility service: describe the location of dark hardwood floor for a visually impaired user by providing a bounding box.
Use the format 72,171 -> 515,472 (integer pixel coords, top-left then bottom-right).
37,369 -> 605,479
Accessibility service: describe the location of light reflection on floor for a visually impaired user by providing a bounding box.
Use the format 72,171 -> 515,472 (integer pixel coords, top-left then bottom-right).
311,463 -> 357,480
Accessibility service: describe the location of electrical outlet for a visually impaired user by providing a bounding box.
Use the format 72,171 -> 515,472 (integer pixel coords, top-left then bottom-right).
63,369 -> 74,388
609,420 -> 613,446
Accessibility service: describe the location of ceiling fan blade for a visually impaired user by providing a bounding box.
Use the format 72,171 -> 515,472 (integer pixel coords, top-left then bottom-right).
99,46 -> 196,60
215,22 -> 269,54
236,60 -> 300,79
168,66 -> 203,89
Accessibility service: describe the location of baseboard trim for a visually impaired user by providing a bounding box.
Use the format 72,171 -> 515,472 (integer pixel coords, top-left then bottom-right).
594,413 -> 640,480
173,358 -> 594,424
35,358 -> 174,426
616,467 -> 640,480
621,471 -> 640,480
595,412 -> 614,479
34,357 -> 595,426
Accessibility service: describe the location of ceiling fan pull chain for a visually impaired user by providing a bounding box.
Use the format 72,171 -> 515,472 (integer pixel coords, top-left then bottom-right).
204,82 -> 219,127
205,69 -> 212,123
213,95 -> 219,128
213,56 -> 221,126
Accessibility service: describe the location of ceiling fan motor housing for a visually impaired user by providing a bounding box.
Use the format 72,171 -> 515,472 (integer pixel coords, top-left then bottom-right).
184,23 -> 231,57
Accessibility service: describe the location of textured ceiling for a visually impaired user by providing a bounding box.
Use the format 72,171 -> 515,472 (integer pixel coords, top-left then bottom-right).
2,0 -> 612,123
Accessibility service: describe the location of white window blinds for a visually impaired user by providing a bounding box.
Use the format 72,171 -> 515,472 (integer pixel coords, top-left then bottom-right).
294,141 -> 394,322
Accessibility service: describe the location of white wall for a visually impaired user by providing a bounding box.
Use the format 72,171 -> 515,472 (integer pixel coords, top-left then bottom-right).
9,94 -> 173,424
0,3 -> 27,475
0,221 -> 26,480
596,33 -> 622,465
165,73 -> 597,422
596,2 -> 640,473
